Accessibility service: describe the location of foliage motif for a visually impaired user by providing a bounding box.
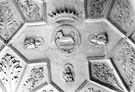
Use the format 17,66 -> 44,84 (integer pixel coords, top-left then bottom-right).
0,1 -> 19,40
0,53 -> 22,88
87,0 -> 108,16
92,63 -> 121,89
110,0 -> 134,33
23,67 -> 44,91
16,0 -> 41,21
114,41 -> 135,87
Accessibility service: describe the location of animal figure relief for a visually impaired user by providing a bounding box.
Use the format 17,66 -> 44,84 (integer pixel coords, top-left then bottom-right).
56,30 -> 75,47
89,32 -> 108,47
63,63 -> 75,83
24,36 -> 44,49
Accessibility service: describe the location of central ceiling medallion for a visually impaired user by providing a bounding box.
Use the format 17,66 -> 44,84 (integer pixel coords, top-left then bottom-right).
54,24 -> 80,53
49,7 -> 80,23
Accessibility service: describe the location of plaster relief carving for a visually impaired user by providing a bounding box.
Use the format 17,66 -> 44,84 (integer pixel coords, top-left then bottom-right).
109,0 -> 135,33
54,25 -> 80,53
63,63 -> 75,83
35,84 -> 59,92
23,67 -> 45,91
91,62 -> 122,90
0,50 -> 26,92
24,36 -> 44,49
113,41 -> 135,89
17,61 -> 49,92
48,7 -> 79,23
0,0 -> 21,41
85,0 -> 109,17
88,32 -> 108,47
16,0 -> 43,21
78,81 -> 109,92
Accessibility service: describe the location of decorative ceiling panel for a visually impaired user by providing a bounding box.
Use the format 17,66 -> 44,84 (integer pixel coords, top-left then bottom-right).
108,0 -> 135,35
14,0 -> 46,22
111,38 -> 135,92
12,24 -> 52,60
17,59 -> 50,92
88,57 -> 126,92
0,0 -> 135,92
84,0 -> 113,18
0,46 -> 27,92
80,22 -> 122,56
50,55 -> 89,92
0,0 -> 23,42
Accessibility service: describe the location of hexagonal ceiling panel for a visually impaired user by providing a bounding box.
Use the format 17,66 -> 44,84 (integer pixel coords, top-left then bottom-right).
0,0 -> 135,92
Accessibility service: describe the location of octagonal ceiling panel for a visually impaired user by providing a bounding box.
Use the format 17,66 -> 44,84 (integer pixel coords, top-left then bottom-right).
0,0 -> 135,92
14,0 -> 46,22
111,38 -> 135,92
0,46 -> 27,92
84,0 -> 114,19
0,0 -> 23,42
108,0 -> 135,35
12,24 -> 53,60
17,59 -> 50,92
50,54 -> 89,92
79,22 -> 122,57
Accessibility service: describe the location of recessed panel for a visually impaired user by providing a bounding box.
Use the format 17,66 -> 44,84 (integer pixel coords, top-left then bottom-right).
0,0 -> 23,41
88,58 -> 124,91
111,39 -> 135,91
17,60 -> 50,92
85,0 -> 113,18
0,47 -> 27,92
15,0 -> 45,22
109,0 -> 135,34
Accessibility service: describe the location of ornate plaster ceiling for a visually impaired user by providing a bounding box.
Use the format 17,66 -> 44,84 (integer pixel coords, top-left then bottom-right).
0,0 -> 135,92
